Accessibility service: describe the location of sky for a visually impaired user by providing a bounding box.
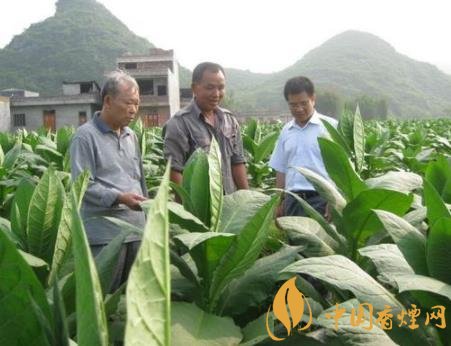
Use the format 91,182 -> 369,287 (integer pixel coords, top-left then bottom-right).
1,0 -> 451,74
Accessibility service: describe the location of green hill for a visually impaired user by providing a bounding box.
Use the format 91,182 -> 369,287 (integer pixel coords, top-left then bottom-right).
1,1 -> 450,118
228,31 -> 451,118
0,0 -> 153,95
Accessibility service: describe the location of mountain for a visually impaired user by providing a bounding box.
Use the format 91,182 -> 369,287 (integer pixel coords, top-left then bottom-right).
0,0 -> 153,95
227,31 -> 451,118
1,1 -> 450,118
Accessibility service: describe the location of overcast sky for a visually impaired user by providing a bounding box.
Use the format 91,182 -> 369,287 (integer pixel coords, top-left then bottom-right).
1,0 -> 451,74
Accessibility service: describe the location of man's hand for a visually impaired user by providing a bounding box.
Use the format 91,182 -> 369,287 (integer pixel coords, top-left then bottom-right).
117,193 -> 147,211
324,203 -> 332,222
276,203 -> 284,218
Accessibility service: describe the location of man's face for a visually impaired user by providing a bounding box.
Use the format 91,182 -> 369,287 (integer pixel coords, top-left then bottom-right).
192,69 -> 225,113
287,92 -> 315,125
105,82 -> 140,128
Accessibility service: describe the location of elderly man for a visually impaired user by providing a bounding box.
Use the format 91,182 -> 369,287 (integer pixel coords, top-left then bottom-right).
269,76 -> 338,217
70,70 -> 148,291
163,62 -> 248,194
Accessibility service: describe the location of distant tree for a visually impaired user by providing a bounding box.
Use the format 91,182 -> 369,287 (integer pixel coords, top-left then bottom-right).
316,90 -> 342,118
222,90 -> 236,110
345,95 -> 388,119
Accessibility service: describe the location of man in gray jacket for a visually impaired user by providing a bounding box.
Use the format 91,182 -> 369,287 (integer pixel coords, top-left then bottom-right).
70,70 -> 148,291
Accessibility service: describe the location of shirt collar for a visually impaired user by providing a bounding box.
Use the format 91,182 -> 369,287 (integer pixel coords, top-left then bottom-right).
288,110 -> 321,129
93,111 -> 131,135
188,98 -> 225,119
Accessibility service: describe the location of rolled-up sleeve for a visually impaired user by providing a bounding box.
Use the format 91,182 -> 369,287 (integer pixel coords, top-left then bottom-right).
70,136 -> 121,207
163,118 -> 190,172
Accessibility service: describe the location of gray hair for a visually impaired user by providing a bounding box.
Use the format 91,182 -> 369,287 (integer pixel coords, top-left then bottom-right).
101,70 -> 139,103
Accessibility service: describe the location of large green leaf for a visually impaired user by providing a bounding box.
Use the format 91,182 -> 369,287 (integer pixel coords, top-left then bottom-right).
219,190 -> 270,234
359,244 -> 415,286
125,165 -> 171,346
374,209 -> 428,275
36,144 -> 64,168
426,217 -> 451,285
342,189 -> 413,256
316,299 -> 397,346
423,179 -> 450,227
277,217 -> 338,256
218,246 -> 301,316
2,143 -> 21,170
208,196 -> 279,311
425,155 -> 451,203
318,137 -> 366,201
254,132 -> 279,162
337,110 -> 354,149
52,226 -> 140,319
171,302 -> 242,346
208,137 -> 223,232
240,313 -> 272,346
352,105 -> 365,173
27,167 -> 65,264
295,167 -> 346,213
394,274 -> 451,302
52,278 -> 69,346
282,255 -> 404,312
183,149 -> 211,226
168,201 -> 209,233
49,170 -> 90,285
70,191 -> 108,346
366,171 -> 423,194
244,118 -> 259,142
10,177 -> 36,249
56,127 -> 74,156
175,232 -> 235,288
0,231 -> 52,346
0,144 -> 4,166
321,118 -> 352,157
284,191 -> 346,250
242,134 -> 256,157
19,250 -> 49,268
170,249 -> 200,288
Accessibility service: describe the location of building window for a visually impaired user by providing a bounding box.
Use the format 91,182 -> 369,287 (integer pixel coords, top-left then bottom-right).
80,83 -> 92,94
79,111 -> 87,125
13,113 -> 26,127
138,79 -> 154,95
157,85 -> 167,96
125,63 -> 137,70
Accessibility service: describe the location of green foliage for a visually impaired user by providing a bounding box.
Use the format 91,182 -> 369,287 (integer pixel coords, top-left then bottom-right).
0,0 -> 153,94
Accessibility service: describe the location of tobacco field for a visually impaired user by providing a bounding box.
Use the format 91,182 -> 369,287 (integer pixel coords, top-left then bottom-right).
0,112 -> 450,345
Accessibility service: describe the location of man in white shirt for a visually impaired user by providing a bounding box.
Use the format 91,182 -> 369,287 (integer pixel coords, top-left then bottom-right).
269,76 -> 338,217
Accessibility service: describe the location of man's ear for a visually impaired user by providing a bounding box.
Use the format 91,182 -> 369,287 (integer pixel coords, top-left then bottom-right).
103,95 -> 112,109
311,94 -> 316,105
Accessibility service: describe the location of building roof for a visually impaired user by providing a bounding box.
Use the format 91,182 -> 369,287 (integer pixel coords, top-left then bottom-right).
10,94 -> 101,107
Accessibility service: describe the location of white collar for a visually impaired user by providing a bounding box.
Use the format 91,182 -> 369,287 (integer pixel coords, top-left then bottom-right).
288,110 -> 321,129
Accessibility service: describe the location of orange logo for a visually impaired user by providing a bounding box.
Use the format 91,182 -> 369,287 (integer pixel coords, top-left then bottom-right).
266,276 -> 313,341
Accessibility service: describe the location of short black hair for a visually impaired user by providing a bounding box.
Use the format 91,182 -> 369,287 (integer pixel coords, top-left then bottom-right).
192,62 -> 225,84
283,76 -> 315,100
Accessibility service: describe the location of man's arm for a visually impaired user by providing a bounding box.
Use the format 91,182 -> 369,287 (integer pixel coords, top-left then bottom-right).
229,117 -> 249,189
163,118 -> 189,184
275,171 -> 285,190
232,163 -> 249,190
